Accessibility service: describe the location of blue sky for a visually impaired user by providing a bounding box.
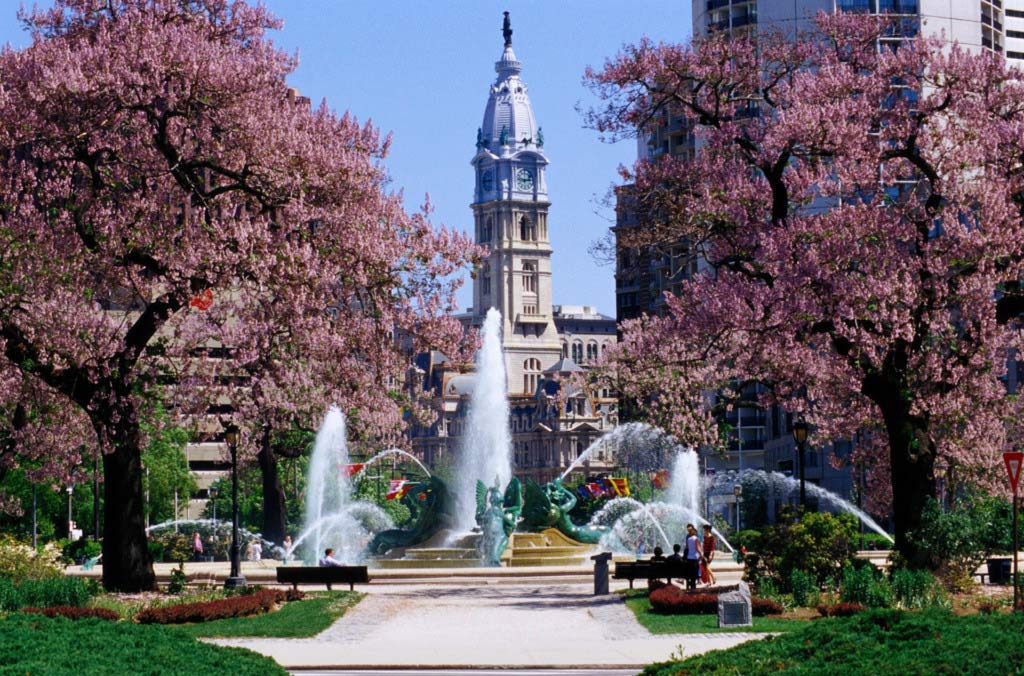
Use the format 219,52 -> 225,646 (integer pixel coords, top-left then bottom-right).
1,2 -> 691,316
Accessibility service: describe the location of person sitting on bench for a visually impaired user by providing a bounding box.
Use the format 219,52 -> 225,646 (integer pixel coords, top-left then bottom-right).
319,548 -> 343,566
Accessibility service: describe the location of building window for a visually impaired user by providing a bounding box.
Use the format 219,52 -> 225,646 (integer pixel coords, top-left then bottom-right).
586,342 -> 598,361
519,215 -> 536,241
523,358 -> 541,395
561,342 -> 568,358
479,262 -> 491,296
480,216 -> 493,244
522,260 -> 537,293
571,342 -> 583,362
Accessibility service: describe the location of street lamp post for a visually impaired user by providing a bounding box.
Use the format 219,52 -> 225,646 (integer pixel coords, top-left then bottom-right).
66,485 -> 74,537
792,420 -> 809,509
934,459 -> 948,511
209,486 -> 218,530
733,483 -> 743,533
224,424 -> 246,589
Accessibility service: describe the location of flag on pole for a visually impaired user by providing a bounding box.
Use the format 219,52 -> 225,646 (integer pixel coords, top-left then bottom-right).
586,482 -> 606,499
386,479 -> 410,500
341,463 -> 365,478
606,477 -> 630,497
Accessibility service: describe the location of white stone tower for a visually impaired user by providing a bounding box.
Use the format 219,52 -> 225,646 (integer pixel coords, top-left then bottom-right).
470,12 -> 562,395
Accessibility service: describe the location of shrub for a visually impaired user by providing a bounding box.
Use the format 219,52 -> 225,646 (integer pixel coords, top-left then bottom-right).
62,538 -> 102,563
22,606 -> 119,621
817,602 -> 867,617
167,561 -> 188,594
890,567 -> 946,610
0,575 -> 96,611
730,529 -> 762,551
907,495 -> 1013,591
841,563 -> 892,608
789,569 -> 817,608
148,530 -> 193,563
0,613 -> 288,675
136,588 -> 286,624
743,508 -> 858,591
751,598 -> 784,616
0,535 -> 64,581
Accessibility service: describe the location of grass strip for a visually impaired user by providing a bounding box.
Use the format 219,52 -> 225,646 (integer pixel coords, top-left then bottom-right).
174,591 -> 363,638
0,613 -> 286,676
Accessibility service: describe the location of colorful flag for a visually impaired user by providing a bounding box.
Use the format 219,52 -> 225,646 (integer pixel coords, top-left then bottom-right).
651,469 -> 670,490
587,482 -> 607,499
341,463 -> 365,477
577,485 -> 592,500
606,477 -> 630,497
386,479 -> 410,500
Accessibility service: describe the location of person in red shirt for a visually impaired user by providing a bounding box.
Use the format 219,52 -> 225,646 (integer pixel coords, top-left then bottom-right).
701,524 -> 717,585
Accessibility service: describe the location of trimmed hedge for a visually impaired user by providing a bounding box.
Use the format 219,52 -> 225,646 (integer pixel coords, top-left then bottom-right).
136,588 -> 298,625
22,605 -> 120,621
0,613 -> 287,675
817,602 -> 867,617
0,575 -> 96,611
639,609 -> 1024,676
648,584 -> 783,616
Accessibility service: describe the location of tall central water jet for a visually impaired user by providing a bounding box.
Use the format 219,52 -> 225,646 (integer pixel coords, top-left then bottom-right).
453,308 -> 513,532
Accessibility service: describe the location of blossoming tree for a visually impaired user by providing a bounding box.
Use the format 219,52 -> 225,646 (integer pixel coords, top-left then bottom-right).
0,0 -> 474,590
586,13 -> 1024,566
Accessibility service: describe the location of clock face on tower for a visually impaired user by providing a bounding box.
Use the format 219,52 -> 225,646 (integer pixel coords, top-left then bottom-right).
481,170 -> 493,192
516,168 -> 535,191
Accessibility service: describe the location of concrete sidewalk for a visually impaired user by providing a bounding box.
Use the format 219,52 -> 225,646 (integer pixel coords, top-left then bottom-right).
212,582 -> 766,670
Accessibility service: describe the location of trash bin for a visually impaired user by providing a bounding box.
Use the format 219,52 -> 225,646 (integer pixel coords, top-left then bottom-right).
987,557 -> 1012,584
591,552 -> 612,596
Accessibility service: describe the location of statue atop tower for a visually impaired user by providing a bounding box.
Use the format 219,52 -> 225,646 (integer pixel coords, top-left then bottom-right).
503,11 -> 513,47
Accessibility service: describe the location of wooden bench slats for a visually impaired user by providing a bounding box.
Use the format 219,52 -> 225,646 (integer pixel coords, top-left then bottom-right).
276,566 -> 370,591
613,561 -> 691,589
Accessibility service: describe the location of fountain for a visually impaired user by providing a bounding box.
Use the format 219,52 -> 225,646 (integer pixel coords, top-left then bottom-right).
452,307 -> 514,534
294,406 -> 393,564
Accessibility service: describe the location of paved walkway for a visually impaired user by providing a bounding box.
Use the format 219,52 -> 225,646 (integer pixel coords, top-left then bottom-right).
212,582 -> 766,670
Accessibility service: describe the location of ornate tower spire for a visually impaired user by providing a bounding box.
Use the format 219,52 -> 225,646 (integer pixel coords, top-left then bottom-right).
469,13 -> 560,394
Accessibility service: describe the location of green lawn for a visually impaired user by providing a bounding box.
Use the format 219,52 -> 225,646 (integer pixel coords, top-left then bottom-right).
174,591 -> 363,638
621,590 -> 808,634
0,614 -> 286,676
639,609 -> 1024,676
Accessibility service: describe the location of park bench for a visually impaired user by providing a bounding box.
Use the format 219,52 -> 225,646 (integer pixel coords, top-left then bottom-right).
276,565 -> 370,591
613,560 -> 690,589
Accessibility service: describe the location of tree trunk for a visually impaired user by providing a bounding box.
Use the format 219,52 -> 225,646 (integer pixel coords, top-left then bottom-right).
868,373 -> 936,569
101,440 -> 156,591
259,427 -> 286,546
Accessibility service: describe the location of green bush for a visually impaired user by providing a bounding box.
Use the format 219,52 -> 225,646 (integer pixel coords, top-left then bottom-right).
841,563 -> 892,608
149,530 -> 193,563
0,575 -> 96,611
743,508 -> 858,591
0,535 -> 64,581
0,614 -> 287,675
907,495 -> 1014,591
730,529 -> 761,551
857,532 -> 894,550
890,567 -> 946,610
62,538 -> 102,562
167,562 -> 188,594
789,569 -> 817,608
639,609 -> 1024,676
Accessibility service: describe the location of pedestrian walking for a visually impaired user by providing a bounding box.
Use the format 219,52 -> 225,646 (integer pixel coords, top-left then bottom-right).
701,524 -> 717,585
684,523 -> 702,590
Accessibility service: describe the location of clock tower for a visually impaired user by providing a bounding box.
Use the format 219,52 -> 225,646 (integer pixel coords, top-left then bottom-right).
470,12 -> 562,395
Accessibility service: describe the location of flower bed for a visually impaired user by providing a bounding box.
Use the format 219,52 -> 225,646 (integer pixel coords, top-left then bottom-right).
22,606 -> 120,621
136,589 -> 298,625
648,584 -> 783,616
